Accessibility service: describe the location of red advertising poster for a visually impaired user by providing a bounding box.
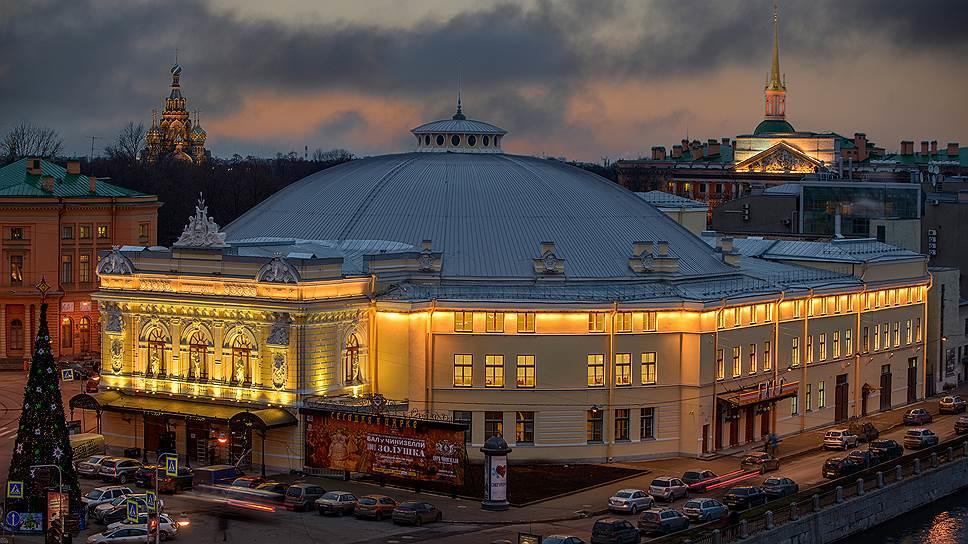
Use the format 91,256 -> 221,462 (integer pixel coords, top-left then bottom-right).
47,491 -> 66,530
304,410 -> 466,485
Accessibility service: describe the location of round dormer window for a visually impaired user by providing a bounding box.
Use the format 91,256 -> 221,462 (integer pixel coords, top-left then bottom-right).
424,135 -> 430,146
468,135 -> 477,147
483,135 -> 490,147
436,135 -> 445,146
451,134 -> 461,147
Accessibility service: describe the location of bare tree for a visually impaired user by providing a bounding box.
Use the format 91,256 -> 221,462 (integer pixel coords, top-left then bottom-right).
0,121 -> 64,160
311,148 -> 354,162
104,122 -> 146,162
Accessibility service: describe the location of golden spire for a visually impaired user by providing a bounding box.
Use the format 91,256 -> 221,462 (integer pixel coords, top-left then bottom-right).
767,4 -> 784,91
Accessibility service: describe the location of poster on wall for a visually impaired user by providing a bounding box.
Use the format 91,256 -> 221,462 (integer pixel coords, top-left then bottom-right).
303,409 -> 466,485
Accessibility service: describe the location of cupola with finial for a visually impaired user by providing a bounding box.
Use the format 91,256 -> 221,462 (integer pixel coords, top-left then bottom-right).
410,94 -> 507,153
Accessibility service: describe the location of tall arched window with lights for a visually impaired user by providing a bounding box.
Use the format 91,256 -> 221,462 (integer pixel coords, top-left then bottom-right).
79,317 -> 91,353
61,318 -> 73,349
10,319 -> 23,351
231,335 -> 252,385
188,330 -> 208,381
343,334 -> 361,384
147,328 -> 166,377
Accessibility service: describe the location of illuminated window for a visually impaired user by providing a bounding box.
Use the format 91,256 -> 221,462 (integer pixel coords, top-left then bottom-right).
877,291 -> 885,308
822,297 -> 829,315
717,311 -> 726,329
834,296 -> 842,314
791,394 -> 799,416
586,409 -> 603,442
882,322 -> 889,349
616,312 -> 632,333
230,335 -> 251,384
833,331 -> 840,358
61,318 -> 73,348
845,329 -> 853,356
808,299 -> 815,317
343,334 -> 361,383
643,311 -> 657,331
614,353 -> 631,386
515,411 -> 534,444
79,254 -> 90,283
641,352 -> 657,384
864,293 -> 873,310
818,381 -> 826,408
763,341 -> 772,371
819,333 -> 827,361
138,223 -> 149,239
863,326 -> 870,353
874,325 -> 881,351
905,320 -> 913,344
454,311 -> 473,332
915,318 -> 922,342
453,354 -> 473,387
807,335 -> 814,363
844,295 -> 852,312
793,300 -> 802,318
748,343 -> 757,373
9,255 -> 23,286
889,289 -> 896,306
765,304 -> 773,322
792,338 -> 800,367
485,312 -> 504,333
454,411 -> 472,443
892,322 -> 900,347
916,288 -> 924,303
62,225 -> 73,240
79,225 -> 91,239
484,411 -> 503,438
517,312 -> 535,333
615,409 -> 630,441
188,330 -> 208,381
484,355 -> 505,387
147,328 -> 167,378
806,383 -> 812,411
588,312 -> 606,333
61,254 -> 73,284
96,225 -> 109,239
750,306 -> 758,325
640,407 -> 656,439
732,346 -> 741,377
732,307 -> 740,327
587,354 -> 605,387
716,349 -> 725,379
79,317 -> 91,352
516,355 -> 535,388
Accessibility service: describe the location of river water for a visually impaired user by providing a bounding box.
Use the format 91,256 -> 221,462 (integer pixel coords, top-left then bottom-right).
849,489 -> 968,543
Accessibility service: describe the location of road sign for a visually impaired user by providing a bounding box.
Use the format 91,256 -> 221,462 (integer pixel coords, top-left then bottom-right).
165,456 -> 178,477
4,511 -> 22,530
145,491 -> 157,513
126,500 -> 139,523
6,481 -> 23,499
60,369 -> 74,382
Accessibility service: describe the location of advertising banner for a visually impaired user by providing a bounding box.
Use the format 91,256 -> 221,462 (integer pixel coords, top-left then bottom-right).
303,409 -> 466,485
487,454 -> 508,503
46,491 -> 66,530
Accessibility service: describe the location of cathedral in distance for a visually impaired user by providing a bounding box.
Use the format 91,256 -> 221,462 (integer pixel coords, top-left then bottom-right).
144,63 -> 208,164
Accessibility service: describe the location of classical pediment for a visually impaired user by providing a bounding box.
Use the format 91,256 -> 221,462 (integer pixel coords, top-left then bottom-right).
735,141 -> 824,174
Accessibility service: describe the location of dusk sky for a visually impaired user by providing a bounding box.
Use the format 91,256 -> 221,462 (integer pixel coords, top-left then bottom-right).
2,0 -> 966,161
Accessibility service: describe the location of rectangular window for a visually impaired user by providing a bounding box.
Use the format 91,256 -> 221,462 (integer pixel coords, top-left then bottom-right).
484,411 -> 503,439
640,407 -> 655,440
822,297 -> 829,315
874,324 -> 881,351
588,312 -> 606,333
453,411 -> 472,444
9,255 -> 23,286
586,409 -> 603,443
817,333 -> 825,361
794,300 -> 803,318
845,329 -> 853,356
916,287 -> 924,303
61,254 -> 73,284
484,355 -> 505,387
863,326 -> 870,352
892,322 -> 900,348
641,352 -> 657,384
79,224 -> 91,239
806,383 -> 812,411
643,311 -> 657,331
732,307 -> 740,327
485,312 -> 504,333
889,289 -> 896,306
791,394 -> 799,416
763,341 -> 772,371
517,312 -> 535,333
915,318 -> 922,342
718,310 -> 726,329
732,346 -> 741,377
61,225 -> 73,240
808,299 -> 815,317
750,305 -> 758,325
10,227 -> 24,240
833,331 -> 840,358
882,322 -> 889,349
96,225 -> 109,239
616,312 -> 632,333
834,296 -> 842,314
516,355 -> 535,388
587,354 -> 605,387
882,364 -> 891,375
454,311 -> 473,332
818,381 -> 826,408
138,222 -> 149,239
79,254 -> 90,283
615,409 -> 630,441
766,304 -> 773,322
515,411 -> 534,444
453,354 -> 473,387
716,349 -> 725,380
905,320 -> 913,344
807,335 -> 814,363
748,343 -> 757,374
864,293 -> 873,310
614,353 -> 631,386
877,291 -> 885,308
792,338 -> 801,367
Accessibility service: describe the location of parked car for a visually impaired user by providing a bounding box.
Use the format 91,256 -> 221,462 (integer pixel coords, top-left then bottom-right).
638,508 -> 689,535
284,483 -> 327,511
590,518 -> 640,544
956,415 -> 968,434
193,465 -> 244,486
722,486 -> 767,510
107,513 -> 178,540
315,491 -> 358,516
543,537 -> 586,544
761,476 -> 799,498
77,455 -> 111,478
229,476 -> 266,489
86,527 -> 149,544
681,469 -> 718,491
903,408 -> 933,425
82,486 -> 135,517
681,498 -> 728,522
823,429 -> 859,450
940,396 -> 967,414
847,421 -> 880,443
607,488 -> 654,514
822,456 -> 865,479
354,495 -> 398,520
99,458 -> 143,484
868,439 -> 905,462
846,449 -> 882,469
903,428 -> 939,449
134,465 -> 192,492
254,481 -> 288,498
391,501 -> 441,526
94,495 -> 162,524
740,452 -> 780,474
648,477 -> 689,502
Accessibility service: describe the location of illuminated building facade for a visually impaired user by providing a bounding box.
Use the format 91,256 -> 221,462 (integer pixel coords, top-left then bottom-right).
77,103 -> 930,469
144,64 -> 208,164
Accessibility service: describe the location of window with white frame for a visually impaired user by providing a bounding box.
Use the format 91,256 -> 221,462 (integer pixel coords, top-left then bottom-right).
763,341 -> 772,371
845,329 -> 853,355
748,343 -> 757,373
833,331 -> 840,358
484,355 -> 504,387
516,355 -> 535,388
641,352 -> 657,384
717,349 -> 725,379
616,312 -> 632,333
588,313 -> 606,333
454,355 -> 473,387
587,354 -> 605,386
792,338 -> 800,367
643,311 -> 657,331
485,312 -> 504,333
454,311 -> 473,332
615,353 -> 631,386
732,346 -> 741,377
906,320 -> 913,344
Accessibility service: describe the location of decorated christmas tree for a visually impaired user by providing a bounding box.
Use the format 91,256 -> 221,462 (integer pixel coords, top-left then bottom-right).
6,302 -> 81,514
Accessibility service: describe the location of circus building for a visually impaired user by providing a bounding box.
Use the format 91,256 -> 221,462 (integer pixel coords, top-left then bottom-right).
74,99 -> 931,472
143,63 -> 208,164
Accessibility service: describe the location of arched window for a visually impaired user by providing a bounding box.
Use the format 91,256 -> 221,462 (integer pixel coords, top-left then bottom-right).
468,135 -> 477,147
435,134 -> 444,146
231,336 -> 251,385
343,334 -> 360,384
424,135 -> 430,146
451,134 -> 461,147
10,320 -> 24,351
188,330 -> 208,381
79,317 -> 91,353
483,135 -> 490,147
61,318 -> 73,349
147,328 -> 166,377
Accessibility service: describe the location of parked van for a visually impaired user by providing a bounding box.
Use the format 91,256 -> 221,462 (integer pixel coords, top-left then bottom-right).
193,465 -> 245,486
70,433 -> 106,462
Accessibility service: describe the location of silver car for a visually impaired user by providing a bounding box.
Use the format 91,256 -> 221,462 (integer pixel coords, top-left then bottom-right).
682,498 -> 728,522
649,477 -> 689,502
81,486 -> 134,517
607,488 -> 654,514
77,455 -> 111,478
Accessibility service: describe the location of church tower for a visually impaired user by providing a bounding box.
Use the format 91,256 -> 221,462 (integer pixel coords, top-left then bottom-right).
764,6 -> 786,121
143,62 -> 208,164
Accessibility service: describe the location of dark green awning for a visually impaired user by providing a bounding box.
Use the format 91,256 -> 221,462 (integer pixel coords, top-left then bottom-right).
69,391 -> 296,428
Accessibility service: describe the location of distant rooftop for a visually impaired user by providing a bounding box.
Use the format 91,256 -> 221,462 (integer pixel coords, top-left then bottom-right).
0,158 -> 149,198
636,191 -> 708,209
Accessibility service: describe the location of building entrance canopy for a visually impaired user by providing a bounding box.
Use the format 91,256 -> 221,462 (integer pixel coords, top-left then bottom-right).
718,379 -> 799,408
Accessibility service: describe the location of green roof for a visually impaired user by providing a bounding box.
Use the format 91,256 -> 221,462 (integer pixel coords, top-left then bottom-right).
753,119 -> 796,135
879,148 -> 968,167
0,158 -> 148,198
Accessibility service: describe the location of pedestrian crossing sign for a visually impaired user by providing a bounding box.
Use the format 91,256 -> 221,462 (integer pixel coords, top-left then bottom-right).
61,369 -> 74,381
165,456 -> 178,477
126,500 -> 139,523
146,491 -> 157,513
6,481 -> 23,499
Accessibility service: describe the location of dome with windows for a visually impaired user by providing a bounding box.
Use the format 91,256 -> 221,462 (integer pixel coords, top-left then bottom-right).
410,98 -> 507,153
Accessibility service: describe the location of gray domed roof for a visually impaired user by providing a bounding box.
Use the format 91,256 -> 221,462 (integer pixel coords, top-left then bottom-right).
223,153 -> 733,280
411,118 -> 507,135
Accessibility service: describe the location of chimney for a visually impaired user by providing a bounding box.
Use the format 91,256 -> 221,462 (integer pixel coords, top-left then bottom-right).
632,241 -> 653,258
931,140 -> 938,155
656,240 -> 669,256
921,141 -> 929,155
66,160 -> 81,175
717,236 -> 734,253
672,145 -> 683,158
89,176 -> 97,194
690,142 -> 703,160
947,142 -> 960,157
901,141 -> 914,155
721,137 -> 731,147
26,158 -> 42,175
651,146 -> 667,160
41,175 -> 55,193
706,139 -> 721,156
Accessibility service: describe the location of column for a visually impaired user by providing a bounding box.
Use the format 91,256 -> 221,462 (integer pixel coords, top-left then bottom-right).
213,321 -> 224,382
0,303 -> 5,358
170,318 -> 182,378
131,314 -> 141,374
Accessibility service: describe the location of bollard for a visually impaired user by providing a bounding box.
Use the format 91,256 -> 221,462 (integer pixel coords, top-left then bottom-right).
877,471 -> 884,488
835,486 -> 844,503
895,465 -> 903,481
856,478 -> 865,496
766,511 -> 775,530
914,459 -> 922,475
790,500 -> 799,520
713,529 -> 722,544
812,494 -> 820,512
931,453 -> 939,468
739,520 -> 748,539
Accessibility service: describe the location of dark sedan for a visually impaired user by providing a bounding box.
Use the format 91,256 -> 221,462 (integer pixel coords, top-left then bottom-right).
637,508 -> 689,536
740,452 -> 780,474
722,487 -> 768,510
822,456 -> 865,479
391,501 -> 441,526
134,465 -> 193,493
682,469 -> 718,491
846,449 -> 881,469
315,491 -> 358,516
868,439 -> 904,461
903,408 -> 933,425
761,476 -> 799,498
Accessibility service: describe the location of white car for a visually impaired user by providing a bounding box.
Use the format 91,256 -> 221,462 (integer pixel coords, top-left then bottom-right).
607,488 -> 654,514
108,513 -> 178,540
648,477 -> 689,502
82,486 -> 135,516
822,429 -> 859,450
86,527 -> 149,544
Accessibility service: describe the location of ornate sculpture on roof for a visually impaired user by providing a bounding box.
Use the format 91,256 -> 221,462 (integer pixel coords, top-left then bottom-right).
143,62 -> 208,164
96,247 -> 135,276
174,195 -> 227,248
257,256 -> 301,283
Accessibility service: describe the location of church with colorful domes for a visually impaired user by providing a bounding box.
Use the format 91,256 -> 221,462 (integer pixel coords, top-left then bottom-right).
144,63 -> 208,164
